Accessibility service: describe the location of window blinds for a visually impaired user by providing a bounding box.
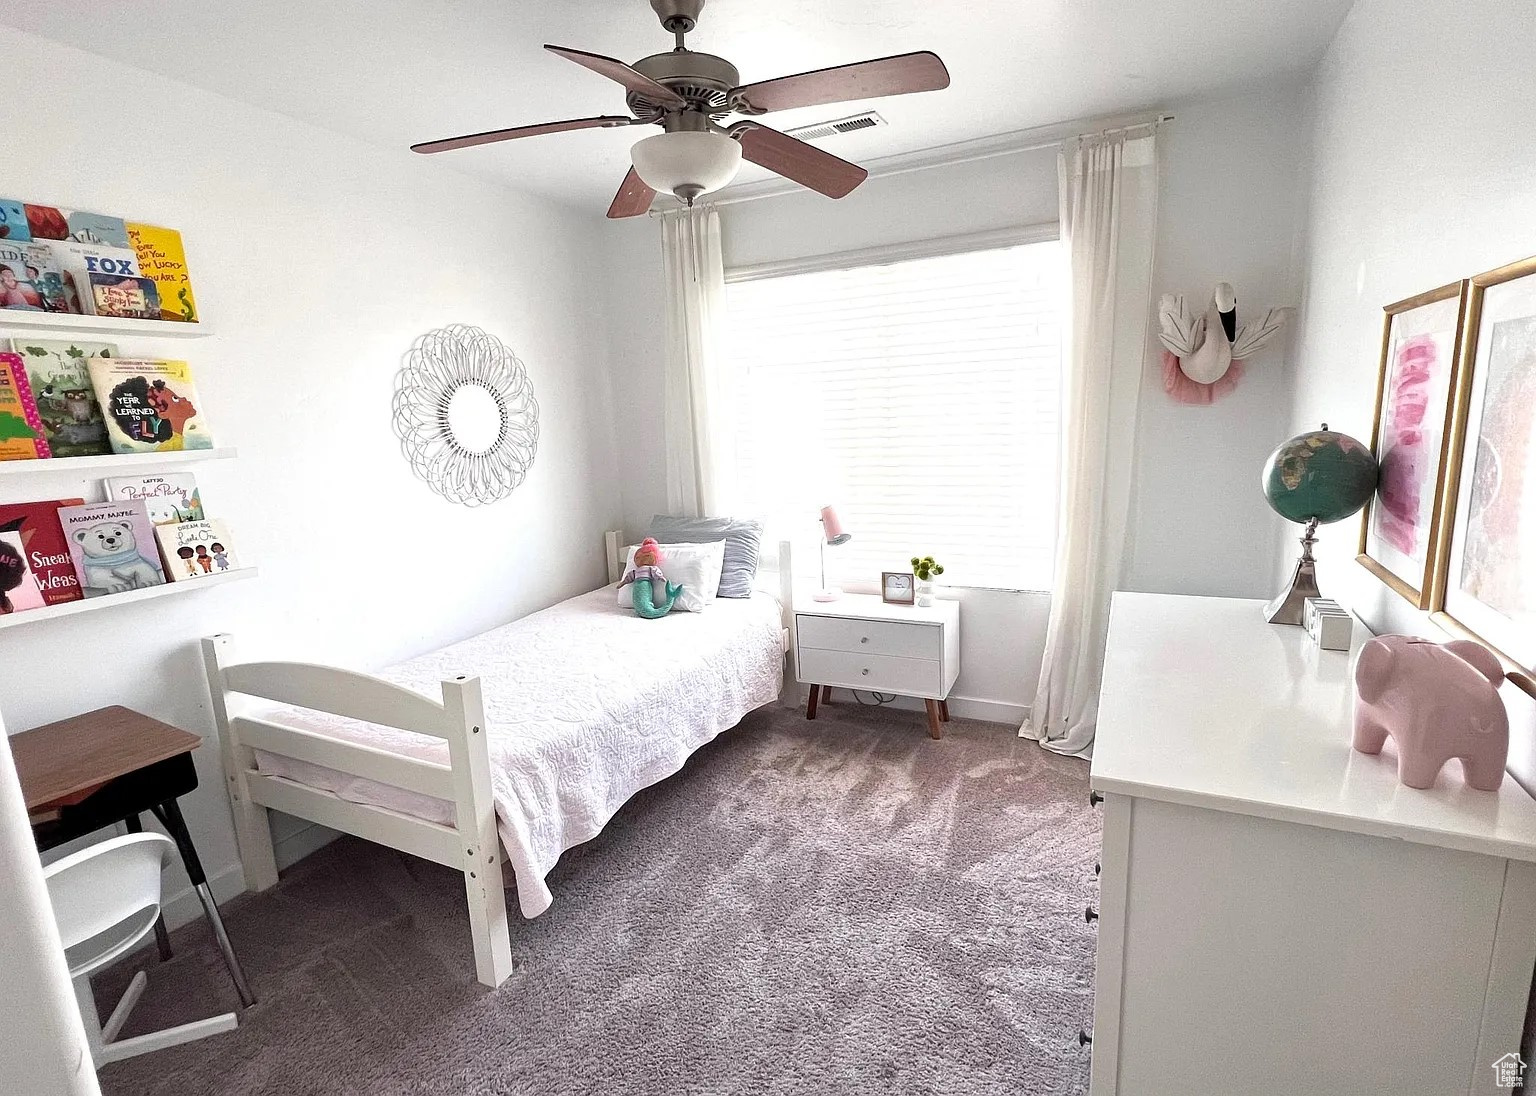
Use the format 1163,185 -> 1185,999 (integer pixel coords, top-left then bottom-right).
722,238 -> 1064,591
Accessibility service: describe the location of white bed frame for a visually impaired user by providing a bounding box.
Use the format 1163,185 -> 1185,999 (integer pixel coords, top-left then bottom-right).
202,531 -> 794,988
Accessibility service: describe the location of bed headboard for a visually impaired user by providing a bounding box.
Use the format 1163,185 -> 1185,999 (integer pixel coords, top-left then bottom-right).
603,530 -> 794,635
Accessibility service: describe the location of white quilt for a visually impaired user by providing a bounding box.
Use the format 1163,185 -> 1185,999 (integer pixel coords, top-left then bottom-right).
254,588 -> 784,917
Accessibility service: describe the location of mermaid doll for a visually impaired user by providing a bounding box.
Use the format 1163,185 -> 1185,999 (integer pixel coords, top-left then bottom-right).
617,537 -> 684,618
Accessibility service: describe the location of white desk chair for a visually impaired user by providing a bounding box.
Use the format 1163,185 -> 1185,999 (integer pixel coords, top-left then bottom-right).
43,831 -> 238,1066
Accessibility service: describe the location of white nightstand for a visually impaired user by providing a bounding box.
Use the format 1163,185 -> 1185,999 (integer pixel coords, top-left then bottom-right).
794,594 -> 960,739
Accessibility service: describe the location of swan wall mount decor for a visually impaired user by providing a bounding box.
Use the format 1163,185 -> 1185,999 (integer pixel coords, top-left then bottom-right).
1157,283 -> 1293,404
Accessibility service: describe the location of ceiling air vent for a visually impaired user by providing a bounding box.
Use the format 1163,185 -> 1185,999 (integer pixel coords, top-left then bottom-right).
783,111 -> 888,142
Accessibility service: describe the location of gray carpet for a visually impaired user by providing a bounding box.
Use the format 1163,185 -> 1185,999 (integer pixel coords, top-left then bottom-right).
96,702 -> 1101,1096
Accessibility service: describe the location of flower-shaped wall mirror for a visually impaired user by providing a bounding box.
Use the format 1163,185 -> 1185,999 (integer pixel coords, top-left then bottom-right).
392,324 -> 540,505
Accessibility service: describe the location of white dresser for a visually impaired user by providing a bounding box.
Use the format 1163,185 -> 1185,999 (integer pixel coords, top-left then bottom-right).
1089,592 -> 1536,1096
794,595 -> 959,738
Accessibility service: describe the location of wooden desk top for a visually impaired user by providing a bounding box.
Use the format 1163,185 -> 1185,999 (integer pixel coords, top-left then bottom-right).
11,705 -> 201,811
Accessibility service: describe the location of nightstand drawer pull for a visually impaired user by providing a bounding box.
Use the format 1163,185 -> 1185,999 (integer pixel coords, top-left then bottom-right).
1079,1029 -> 1092,1047
861,668 -> 869,676
860,636 -> 869,644
1089,790 -> 1103,807
1085,906 -> 1098,924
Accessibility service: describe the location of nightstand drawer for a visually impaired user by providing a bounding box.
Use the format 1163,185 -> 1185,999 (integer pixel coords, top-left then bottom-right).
797,647 -> 942,698
796,614 -> 942,661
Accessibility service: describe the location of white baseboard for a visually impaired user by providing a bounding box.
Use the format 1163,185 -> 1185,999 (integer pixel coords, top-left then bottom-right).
274,820 -> 340,871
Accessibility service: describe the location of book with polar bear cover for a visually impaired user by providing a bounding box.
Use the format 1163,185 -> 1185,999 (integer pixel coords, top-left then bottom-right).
155,519 -> 238,581
57,499 -> 165,598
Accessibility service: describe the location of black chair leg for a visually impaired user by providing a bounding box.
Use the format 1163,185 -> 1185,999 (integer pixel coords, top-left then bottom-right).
124,813 -> 174,961
150,799 -> 257,1006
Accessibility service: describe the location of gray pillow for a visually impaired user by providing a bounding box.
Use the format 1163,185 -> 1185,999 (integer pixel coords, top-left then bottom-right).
647,515 -> 763,598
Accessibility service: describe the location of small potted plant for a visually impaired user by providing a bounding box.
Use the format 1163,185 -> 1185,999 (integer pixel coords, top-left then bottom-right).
910,555 -> 944,607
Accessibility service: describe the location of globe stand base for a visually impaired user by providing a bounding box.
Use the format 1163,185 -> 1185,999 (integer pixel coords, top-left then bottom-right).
1265,518 -> 1322,625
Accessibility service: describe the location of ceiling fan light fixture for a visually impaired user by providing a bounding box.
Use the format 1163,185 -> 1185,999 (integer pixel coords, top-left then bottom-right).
630,130 -> 742,205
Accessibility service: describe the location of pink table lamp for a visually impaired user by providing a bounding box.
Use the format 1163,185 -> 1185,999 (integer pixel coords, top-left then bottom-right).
813,505 -> 851,602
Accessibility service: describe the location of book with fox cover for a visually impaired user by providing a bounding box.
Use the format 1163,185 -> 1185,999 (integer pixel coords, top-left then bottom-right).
12,339 -> 115,457
126,224 -> 198,322
0,499 -> 85,604
0,352 -> 50,460
87,358 -> 213,453
155,518 -> 239,581
57,499 -> 165,597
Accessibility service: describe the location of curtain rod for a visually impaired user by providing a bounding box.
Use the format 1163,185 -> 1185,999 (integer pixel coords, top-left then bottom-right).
651,112 -> 1174,215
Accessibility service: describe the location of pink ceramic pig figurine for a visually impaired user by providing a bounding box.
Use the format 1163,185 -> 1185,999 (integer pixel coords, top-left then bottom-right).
1352,635 -> 1508,791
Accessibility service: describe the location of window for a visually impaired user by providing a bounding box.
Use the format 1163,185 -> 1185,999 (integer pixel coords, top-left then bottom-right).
721,232 -> 1063,591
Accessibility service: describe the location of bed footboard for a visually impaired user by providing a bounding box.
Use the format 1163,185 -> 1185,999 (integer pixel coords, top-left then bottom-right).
199,634 -> 513,988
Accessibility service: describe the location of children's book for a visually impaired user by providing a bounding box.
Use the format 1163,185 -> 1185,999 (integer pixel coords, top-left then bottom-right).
0,528 -> 45,613
155,518 -> 239,581
50,242 -> 141,315
88,273 -> 160,320
104,473 -> 202,524
126,224 -> 197,322
23,243 -> 80,313
0,241 -> 43,311
57,499 -> 165,597
11,339 -> 115,457
0,353 -> 50,460
0,499 -> 85,604
65,211 -> 130,249
0,200 -> 31,242
24,205 -> 69,241
88,358 -> 213,453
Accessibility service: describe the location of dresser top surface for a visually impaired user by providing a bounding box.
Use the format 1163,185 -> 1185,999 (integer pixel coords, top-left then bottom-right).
794,593 -> 958,626
1092,591 -> 1536,860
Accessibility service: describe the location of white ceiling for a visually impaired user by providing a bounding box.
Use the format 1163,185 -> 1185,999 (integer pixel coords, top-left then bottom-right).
0,0 -> 1354,211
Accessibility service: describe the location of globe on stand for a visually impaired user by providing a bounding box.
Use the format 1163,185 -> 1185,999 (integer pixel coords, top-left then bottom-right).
1260,424 -> 1379,624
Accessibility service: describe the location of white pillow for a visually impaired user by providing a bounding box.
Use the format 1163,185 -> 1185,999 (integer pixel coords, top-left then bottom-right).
615,540 -> 726,614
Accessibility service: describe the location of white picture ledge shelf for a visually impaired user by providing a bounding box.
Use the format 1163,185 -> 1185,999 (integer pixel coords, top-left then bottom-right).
0,447 -> 237,476
0,568 -> 258,631
1,311 -> 212,339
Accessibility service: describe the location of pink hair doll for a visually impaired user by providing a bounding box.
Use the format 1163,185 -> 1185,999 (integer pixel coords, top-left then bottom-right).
617,537 -> 683,618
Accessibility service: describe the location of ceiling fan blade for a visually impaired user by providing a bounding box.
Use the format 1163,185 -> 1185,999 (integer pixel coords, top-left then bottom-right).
607,168 -> 657,219
731,123 -> 868,199
412,115 -> 634,154
733,51 -> 950,114
544,45 -> 687,109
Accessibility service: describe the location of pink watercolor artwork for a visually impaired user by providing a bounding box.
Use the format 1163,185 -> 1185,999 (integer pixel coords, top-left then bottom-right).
1365,292 -> 1460,593
1375,334 -> 1437,554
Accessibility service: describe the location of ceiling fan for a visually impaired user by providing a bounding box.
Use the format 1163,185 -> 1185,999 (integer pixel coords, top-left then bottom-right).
411,0 -> 950,218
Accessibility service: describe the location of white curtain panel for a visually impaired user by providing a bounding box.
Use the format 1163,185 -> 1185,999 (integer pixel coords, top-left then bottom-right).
659,206 -> 732,518
1023,132 -> 1159,757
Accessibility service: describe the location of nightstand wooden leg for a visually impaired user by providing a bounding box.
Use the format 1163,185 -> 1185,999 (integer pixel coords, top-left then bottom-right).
938,699 -> 950,722
821,685 -> 832,704
806,685 -> 820,720
924,699 -> 944,740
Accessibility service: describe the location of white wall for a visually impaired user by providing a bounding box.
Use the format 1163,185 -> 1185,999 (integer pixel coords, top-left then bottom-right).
0,26 -> 621,921
1126,84 -> 1310,598
608,83 -> 1312,721
1283,0 -> 1536,787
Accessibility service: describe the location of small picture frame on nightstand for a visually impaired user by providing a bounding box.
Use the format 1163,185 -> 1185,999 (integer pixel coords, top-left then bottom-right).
882,571 -> 915,605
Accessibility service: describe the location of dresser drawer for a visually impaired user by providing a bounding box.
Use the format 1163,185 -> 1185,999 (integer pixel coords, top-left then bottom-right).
796,613 -> 942,661
797,647 -> 943,698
